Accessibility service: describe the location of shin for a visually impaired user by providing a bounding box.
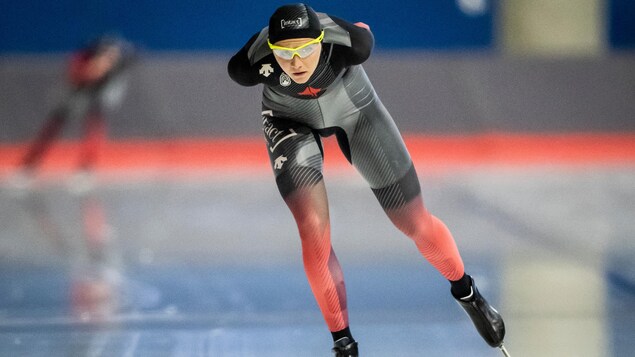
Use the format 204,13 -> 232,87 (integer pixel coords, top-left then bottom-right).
284,183 -> 349,332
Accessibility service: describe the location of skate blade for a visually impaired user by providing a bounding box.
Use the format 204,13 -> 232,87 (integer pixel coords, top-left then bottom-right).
499,344 -> 511,357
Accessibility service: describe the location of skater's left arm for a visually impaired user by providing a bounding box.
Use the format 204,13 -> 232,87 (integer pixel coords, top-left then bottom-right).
329,16 -> 374,66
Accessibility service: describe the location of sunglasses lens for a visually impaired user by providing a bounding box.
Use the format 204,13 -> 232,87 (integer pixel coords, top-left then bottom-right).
296,44 -> 318,58
273,49 -> 294,59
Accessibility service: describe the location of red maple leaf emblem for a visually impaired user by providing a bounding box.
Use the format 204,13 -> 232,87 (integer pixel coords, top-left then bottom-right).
298,86 -> 322,97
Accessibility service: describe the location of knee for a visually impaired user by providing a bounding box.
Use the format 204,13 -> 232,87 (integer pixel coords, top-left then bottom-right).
296,211 -> 329,240
387,199 -> 434,240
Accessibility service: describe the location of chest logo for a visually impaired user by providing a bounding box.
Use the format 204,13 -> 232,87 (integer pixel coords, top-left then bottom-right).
298,86 -> 322,97
280,73 -> 292,86
259,64 -> 274,77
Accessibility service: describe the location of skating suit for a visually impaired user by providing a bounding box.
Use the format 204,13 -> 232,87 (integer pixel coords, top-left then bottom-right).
228,13 -> 465,332
228,13 -> 420,208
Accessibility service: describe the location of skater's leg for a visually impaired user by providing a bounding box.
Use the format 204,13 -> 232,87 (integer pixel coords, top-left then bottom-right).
382,187 -> 465,281
379,170 -> 506,348
21,112 -> 66,170
341,107 -> 465,282
344,105 -> 505,349
263,116 -> 351,334
373,164 -> 506,348
78,111 -> 106,171
284,182 -> 349,332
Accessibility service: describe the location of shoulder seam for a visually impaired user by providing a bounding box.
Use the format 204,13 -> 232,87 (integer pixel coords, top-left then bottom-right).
248,28 -> 271,65
318,13 -> 352,47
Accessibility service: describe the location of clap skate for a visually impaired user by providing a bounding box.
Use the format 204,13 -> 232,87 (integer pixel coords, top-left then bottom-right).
332,337 -> 358,357
455,277 -> 510,356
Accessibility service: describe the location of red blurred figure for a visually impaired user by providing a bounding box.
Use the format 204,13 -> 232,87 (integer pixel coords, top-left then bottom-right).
70,193 -> 120,322
16,36 -> 135,188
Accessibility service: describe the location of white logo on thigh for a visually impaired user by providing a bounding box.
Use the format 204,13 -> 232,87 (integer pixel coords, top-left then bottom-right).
269,129 -> 297,152
280,73 -> 291,86
274,155 -> 287,170
263,117 -> 298,152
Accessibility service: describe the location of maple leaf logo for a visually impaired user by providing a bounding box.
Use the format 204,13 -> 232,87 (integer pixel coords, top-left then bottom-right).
298,86 -> 323,97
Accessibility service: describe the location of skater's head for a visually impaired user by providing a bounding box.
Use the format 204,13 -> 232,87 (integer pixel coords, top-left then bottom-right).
70,35 -> 125,86
268,3 -> 323,84
86,36 -> 122,57
268,3 -> 321,44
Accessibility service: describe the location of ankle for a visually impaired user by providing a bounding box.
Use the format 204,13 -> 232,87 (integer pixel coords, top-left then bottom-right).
450,273 -> 473,300
331,326 -> 354,343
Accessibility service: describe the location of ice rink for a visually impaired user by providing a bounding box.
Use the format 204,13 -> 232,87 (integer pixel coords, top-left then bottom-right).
2,1 -> 635,355
1,161 -> 634,357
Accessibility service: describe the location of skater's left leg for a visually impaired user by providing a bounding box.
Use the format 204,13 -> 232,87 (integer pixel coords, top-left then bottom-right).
377,166 -> 506,349
340,108 -> 466,285
376,166 -> 506,348
383,187 -> 465,281
344,107 -> 505,349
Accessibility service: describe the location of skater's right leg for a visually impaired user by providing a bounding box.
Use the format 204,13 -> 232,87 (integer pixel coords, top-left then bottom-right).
21,112 -> 67,170
263,116 -> 354,347
21,91 -> 91,173
283,182 -> 349,332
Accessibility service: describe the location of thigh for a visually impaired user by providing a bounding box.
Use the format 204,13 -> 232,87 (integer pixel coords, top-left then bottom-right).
346,102 -> 421,209
263,115 -> 324,198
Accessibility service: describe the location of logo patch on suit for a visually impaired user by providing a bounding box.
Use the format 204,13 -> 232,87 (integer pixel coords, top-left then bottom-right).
259,64 -> 274,77
280,73 -> 292,86
298,86 -> 322,97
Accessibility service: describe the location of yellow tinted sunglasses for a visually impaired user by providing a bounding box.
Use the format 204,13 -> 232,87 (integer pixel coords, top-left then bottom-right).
268,30 -> 324,60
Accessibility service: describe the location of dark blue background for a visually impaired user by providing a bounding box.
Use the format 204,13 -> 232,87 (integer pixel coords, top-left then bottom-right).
3,1 -> 634,53
1,0 -> 494,53
609,0 -> 635,49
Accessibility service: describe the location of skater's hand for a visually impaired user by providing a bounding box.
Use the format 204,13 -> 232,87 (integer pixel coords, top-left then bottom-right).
354,22 -> 370,31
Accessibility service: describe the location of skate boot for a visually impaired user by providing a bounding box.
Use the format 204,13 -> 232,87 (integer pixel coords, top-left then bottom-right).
332,337 -> 358,357
454,276 -> 505,348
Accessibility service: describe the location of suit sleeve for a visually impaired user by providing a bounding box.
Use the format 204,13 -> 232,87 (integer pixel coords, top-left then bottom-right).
330,15 -> 375,66
227,33 -> 261,87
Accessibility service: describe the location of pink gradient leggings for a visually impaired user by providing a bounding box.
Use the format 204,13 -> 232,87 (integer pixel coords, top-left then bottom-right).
265,116 -> 465,332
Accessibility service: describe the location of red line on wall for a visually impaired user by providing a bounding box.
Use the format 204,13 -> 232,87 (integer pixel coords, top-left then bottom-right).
1,133 -> 634,176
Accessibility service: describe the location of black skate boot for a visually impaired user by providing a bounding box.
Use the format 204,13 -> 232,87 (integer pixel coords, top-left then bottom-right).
454,276 -> 505,348
332,337 -> 358,357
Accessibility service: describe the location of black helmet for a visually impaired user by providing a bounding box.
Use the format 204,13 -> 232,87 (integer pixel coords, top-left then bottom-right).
268,3 -> 322,44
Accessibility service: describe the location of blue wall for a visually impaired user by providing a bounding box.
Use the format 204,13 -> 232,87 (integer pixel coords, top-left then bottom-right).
609,0 -> 635,49
2,1 -> 633,54
0,0 -> 494,53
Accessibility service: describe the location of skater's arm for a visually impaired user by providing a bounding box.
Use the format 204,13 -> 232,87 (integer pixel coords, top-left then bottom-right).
228,32 -> 262,87
329,15 -> 374,66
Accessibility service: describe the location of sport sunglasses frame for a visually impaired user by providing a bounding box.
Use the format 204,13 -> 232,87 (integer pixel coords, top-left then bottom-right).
268,30 -> 325,59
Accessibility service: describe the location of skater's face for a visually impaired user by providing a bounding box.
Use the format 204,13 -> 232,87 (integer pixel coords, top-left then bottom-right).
94,46 -> 121,71
85,46 -> 121,81
270,34 -> 323,84
80,45 -> 121,84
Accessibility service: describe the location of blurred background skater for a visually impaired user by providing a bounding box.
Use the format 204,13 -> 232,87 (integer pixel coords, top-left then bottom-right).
69,190 -> 122,322
17,182 -> 123,322
11,35 -> 136,192
229,3 -> 506,356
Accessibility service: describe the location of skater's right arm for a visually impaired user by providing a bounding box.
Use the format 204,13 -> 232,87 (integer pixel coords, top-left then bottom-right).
228,32 -> 262,87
